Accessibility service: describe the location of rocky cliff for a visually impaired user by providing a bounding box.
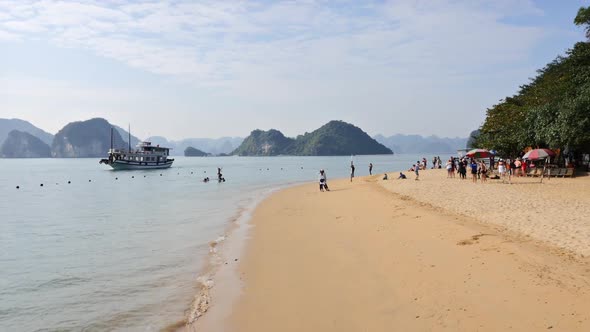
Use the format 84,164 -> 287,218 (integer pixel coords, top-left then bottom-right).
0,130 -> 52,158
0,118 -> 54,146
51,118 -> 126,158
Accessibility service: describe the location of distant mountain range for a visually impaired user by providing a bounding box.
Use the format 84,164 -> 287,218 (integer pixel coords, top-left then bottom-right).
373,134 -> 469,154
0,130 -> 52,158
146,136 -> 243,156
233,121 -> 392,156
114,125 -> 141,148
0,118 -> 54,146
0,117 -> 243,158
0,117 -> 471,158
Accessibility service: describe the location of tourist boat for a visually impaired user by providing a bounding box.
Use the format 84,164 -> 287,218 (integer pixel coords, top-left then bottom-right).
99,128 -> 174,170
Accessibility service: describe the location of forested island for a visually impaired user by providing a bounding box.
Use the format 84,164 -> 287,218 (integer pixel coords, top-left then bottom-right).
232,120 -> 392,156
474,6 -> 590,165
184,147 -> 209,157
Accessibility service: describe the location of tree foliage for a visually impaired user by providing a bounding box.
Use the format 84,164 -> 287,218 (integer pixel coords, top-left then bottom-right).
575,6 -> 590,39
475,7 -> 590,158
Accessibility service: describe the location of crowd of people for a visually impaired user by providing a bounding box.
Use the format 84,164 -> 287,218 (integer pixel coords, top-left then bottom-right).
424,155 -> 536,183
316,155 -> 542,191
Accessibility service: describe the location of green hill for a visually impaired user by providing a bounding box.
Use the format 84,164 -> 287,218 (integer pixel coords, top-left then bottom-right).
233,121 -> 392,156
232,129 -> 295,156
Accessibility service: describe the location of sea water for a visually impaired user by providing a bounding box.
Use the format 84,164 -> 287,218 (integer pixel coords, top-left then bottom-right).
0,154 -> 433,331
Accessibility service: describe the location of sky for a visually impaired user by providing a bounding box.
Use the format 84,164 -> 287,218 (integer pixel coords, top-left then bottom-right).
0,0 -> 587,140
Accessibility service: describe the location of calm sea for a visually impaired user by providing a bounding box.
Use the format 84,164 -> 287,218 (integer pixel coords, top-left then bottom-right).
0,154 -> 433,331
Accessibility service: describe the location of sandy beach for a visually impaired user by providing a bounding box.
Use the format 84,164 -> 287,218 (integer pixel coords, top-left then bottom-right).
194,169 -> 590,331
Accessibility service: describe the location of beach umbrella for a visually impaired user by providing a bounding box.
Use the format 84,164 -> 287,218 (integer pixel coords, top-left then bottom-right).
523,149 -> 556,183
522,148 -> 555,161
466,148 -> 494,159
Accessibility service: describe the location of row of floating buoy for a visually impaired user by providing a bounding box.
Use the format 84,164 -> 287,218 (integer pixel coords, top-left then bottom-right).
14,166 -> 308,189
12,170 -> 211,189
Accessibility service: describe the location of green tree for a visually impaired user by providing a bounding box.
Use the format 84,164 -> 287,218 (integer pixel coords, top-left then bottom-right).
476,6 -> 590,161
575,6 -> 590,39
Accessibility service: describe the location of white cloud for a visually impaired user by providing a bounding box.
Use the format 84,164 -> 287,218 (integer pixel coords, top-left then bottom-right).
0,0 -> 554,137
0,28 -> 20,40
0,0 -> 544,83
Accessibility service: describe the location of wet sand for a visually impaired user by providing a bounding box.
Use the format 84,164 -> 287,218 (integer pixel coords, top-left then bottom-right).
191,170 -> 590,331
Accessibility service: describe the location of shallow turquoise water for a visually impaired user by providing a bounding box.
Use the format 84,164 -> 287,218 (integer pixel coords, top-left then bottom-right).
0,154 -> 430,331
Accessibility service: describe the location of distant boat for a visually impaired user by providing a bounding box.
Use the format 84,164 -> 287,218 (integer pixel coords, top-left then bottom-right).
99,127 -> 174,170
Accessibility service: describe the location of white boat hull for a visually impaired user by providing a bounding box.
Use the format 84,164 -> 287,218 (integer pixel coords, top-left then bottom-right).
109,160 -> 174,170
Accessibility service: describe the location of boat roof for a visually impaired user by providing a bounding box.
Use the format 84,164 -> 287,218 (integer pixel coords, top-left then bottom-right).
138,141 -> 172,149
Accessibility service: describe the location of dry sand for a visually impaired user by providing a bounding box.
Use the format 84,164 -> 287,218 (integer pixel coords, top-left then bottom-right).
194,170 -> 590,331
379,169 -> 590,256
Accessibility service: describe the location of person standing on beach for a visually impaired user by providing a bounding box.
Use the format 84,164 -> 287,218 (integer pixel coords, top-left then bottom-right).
498,159 -> 506,178
369,163 -> 373,175
514,158 -> 522,177
479,161 -> 487,183
446,159 -> 453,178
350,161 -> 355,182
414,164 -> 419,180
319,169 -> 329,191
458,159 -> 467,180
470,159 -> 478,183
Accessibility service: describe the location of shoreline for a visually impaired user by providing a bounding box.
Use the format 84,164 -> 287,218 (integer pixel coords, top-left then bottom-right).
178,181 -> 304,332
221,170 -> 590,331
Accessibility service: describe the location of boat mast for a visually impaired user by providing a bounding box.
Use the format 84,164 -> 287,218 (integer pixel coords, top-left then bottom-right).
110,127 -> 113,151
128,124 -> 131,152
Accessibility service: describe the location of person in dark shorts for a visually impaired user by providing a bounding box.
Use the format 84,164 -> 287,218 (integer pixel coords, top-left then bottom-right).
319,169 -> 329,191
369,163 -> 373,175
458,159 -> 467,180
350,162 -> 355,182
470,159 -> 478,183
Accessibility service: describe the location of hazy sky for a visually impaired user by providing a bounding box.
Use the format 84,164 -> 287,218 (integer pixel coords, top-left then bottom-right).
0,0 -> 586,140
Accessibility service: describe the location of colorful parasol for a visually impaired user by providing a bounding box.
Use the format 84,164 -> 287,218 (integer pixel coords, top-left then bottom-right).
466,148 -> 494,159
522,148 -> 555,161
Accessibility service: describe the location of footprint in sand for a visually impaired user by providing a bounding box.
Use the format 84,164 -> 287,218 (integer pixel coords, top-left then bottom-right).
457,233 -> 493,246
